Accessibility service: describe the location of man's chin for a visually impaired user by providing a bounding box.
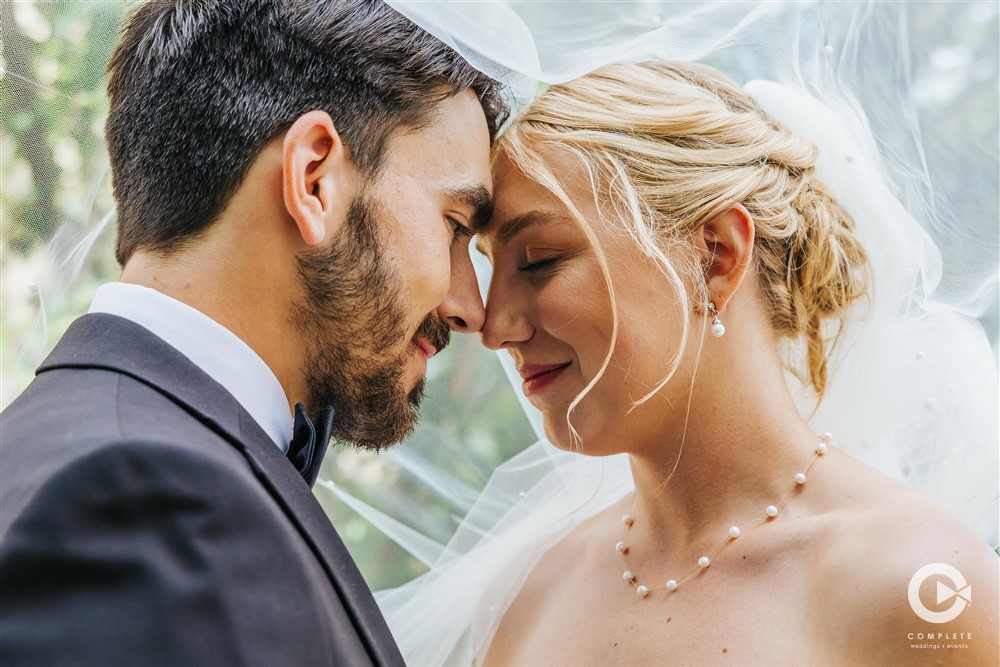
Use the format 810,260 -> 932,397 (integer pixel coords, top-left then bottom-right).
330,379 -> 425,453
407,377 -> 426,409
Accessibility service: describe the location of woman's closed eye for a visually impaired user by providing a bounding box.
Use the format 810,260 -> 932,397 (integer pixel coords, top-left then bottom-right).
519,256 -> 561,273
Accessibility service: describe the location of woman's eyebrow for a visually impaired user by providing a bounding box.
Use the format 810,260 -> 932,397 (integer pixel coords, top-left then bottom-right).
496,211 -> 569,243
475,211 -> 571,257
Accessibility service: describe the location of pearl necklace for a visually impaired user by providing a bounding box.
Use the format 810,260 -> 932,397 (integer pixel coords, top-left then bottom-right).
616,435 -> 829,598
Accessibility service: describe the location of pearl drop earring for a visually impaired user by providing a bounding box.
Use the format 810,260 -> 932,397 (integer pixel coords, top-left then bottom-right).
708,302 -> 726,337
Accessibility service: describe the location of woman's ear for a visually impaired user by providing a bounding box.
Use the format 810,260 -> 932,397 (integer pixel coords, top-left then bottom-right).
282,110 -> 353,247
695,204 -> 755,312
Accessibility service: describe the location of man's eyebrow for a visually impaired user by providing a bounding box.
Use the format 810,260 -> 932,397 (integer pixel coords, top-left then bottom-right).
444,185 -> 493,232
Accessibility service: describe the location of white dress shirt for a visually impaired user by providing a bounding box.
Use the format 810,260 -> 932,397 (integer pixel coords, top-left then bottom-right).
89,282 -> 291,452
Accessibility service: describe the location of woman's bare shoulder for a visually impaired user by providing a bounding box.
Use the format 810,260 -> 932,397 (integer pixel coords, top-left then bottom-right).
482,497 -> 630,666
517,496 -> 629,594
805,452 -> 998,664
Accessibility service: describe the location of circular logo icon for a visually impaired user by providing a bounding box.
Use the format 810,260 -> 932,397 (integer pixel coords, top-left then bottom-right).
908,563 -> 971,624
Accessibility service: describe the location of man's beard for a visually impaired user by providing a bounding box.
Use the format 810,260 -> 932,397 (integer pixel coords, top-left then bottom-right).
292,194 -> 451,452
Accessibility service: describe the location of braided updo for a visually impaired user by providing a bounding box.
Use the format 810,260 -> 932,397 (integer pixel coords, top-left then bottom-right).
497,61 -> 869,398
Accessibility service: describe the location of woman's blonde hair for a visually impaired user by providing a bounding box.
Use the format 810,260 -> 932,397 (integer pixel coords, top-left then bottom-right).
496,61 -> 870,432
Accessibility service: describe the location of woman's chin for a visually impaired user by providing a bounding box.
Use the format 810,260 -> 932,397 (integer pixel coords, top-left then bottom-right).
542,418 -> 619,457
542,419 -> 577,452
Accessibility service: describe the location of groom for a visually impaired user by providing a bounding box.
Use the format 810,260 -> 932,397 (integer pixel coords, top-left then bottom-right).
0,1 -> 504,665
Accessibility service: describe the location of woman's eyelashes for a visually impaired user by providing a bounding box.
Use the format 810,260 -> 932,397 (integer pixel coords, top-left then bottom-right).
517,243 -> 582,274
518,256 -> 561,273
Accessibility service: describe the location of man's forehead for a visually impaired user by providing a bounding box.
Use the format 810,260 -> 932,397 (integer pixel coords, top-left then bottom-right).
375,134 -> 492,205
393,90 -> 491,161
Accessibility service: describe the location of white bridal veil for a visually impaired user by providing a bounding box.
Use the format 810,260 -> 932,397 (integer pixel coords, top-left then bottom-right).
1,2 -> 997,665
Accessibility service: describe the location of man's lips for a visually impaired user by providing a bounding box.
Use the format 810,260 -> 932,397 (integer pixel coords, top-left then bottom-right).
415,337 -> 438,359
413,316 -> 450,360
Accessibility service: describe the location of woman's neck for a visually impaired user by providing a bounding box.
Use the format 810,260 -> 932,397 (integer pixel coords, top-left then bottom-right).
625,351 -> 823,553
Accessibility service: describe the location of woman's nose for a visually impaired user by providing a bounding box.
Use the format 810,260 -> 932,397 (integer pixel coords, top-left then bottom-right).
480,277 -> 533,350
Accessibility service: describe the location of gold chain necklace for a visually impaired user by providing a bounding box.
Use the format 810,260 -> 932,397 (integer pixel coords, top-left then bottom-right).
616,435 -> 829,597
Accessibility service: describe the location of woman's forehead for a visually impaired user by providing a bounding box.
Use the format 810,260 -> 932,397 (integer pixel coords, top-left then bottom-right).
490,150 -> 596,216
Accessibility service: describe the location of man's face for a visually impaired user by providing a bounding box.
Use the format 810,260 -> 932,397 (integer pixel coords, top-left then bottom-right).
294,90 -> 492,451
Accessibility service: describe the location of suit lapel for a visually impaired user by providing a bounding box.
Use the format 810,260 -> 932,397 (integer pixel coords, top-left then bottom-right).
233,410 -> 404,666
38,313 -> 402,666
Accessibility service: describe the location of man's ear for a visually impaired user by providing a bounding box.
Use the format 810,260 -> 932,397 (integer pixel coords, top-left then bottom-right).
694,204 -> 755,313
282,110 -> 353,247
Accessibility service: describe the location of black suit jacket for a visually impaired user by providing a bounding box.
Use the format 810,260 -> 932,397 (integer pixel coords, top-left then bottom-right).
0,314 -> 405,666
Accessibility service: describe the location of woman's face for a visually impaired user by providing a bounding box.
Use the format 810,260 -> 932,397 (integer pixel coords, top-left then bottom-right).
477,154 -> 698,455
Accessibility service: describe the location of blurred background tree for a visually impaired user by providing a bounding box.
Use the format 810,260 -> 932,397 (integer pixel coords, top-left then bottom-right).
2,0 -> 997,590
2,1 -> 123,402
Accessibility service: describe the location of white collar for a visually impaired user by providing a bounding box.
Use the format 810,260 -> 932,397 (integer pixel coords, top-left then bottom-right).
89,282 -> 292,452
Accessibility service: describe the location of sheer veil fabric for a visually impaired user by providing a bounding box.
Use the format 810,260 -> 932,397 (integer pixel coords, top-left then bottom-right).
348,2 -> 997,664
1,3 -> 996,666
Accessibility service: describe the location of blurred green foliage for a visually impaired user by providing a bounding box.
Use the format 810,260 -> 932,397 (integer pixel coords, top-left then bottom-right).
1,1 -> 122,252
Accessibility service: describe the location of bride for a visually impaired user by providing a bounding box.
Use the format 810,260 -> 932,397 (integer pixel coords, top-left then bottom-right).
470,60 -> 999,665
379,60 -> 999,665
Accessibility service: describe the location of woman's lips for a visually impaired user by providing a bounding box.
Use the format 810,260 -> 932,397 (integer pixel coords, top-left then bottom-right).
520,362 -> 571,396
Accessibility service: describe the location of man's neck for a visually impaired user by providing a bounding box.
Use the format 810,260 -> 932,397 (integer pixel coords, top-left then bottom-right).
120,247 -> 304,416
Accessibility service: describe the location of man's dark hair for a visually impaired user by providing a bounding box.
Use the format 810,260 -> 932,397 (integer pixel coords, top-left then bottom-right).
106,0 -> 507,265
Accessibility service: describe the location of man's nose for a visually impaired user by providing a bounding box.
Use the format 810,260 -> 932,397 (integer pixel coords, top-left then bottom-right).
438,242 -> 485,334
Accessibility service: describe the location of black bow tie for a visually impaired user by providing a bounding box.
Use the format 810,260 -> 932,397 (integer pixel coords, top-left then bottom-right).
287,403 -> 335,487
